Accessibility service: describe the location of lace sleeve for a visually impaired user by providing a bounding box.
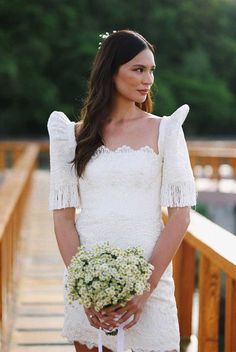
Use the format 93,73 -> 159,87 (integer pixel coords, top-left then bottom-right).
160,105 -> 197,207
47,111 -> 81,211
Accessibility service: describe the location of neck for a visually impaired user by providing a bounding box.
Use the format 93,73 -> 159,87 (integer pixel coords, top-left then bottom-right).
109,95 -> 142,123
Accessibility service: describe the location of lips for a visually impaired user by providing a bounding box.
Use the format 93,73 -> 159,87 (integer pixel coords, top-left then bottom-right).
138,90 -> 149,95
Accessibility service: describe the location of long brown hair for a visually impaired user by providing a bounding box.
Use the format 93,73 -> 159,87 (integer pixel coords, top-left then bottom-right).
72,29 -> 155,178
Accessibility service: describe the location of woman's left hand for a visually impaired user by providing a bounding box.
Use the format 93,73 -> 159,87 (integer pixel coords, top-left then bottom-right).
100,290 -> 152,331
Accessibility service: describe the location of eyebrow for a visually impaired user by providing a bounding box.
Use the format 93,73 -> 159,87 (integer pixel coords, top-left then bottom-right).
132,64 -> 156,68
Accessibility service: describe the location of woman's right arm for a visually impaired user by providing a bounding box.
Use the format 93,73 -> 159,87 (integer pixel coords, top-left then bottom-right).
52,207 -> 81,267
47,112 -> 82,266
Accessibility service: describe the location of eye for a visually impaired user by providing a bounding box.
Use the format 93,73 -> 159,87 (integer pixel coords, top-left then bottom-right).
135,68 -> 156,73
135,68 -> 144,73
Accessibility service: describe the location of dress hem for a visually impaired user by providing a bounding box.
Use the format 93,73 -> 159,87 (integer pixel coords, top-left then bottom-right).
61,331 -> 180,352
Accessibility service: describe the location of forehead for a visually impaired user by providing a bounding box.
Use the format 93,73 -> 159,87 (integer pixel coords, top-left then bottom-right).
126,48 -> 155,66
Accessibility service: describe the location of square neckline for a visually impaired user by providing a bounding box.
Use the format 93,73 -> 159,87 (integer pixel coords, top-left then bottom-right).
96,117 -> 165,158
72,116 -> 166,159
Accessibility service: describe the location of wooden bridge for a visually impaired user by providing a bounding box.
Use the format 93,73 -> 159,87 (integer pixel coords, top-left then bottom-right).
0,141 -> 236,352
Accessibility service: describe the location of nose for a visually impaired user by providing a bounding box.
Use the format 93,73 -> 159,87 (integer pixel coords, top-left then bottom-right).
142,71 -> 154,86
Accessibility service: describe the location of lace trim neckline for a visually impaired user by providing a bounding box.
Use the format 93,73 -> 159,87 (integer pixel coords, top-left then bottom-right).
92,144 -> 161,159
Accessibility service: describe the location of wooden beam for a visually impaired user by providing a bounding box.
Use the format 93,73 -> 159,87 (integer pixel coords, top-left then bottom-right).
198,255 -> 220,352
224,277 -> 236,351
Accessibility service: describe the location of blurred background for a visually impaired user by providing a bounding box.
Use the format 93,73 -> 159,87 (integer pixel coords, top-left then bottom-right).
1,0 -> 236,138
1,1 -> 236,351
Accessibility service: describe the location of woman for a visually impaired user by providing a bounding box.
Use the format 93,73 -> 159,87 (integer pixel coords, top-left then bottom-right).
47,29 -> 197,352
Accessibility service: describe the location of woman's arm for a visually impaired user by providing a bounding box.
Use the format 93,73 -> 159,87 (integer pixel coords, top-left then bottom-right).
52,207 -> 81,267
99,206 -> 191,331
148,206 -> 191,292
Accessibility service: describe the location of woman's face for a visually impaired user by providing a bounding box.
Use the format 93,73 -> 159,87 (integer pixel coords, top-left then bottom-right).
112,48 -> 156,103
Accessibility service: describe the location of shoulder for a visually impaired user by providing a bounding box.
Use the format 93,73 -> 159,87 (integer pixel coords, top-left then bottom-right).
47,111 -> 78,144
152,105 -> 190,156
145,113 -> 163,130
163,104 -> 190,127
145,104 -> 190,128
47,111 -> 72,131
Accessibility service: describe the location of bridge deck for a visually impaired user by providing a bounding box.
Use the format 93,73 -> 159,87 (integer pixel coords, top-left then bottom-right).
9,170 -> 73,351
9,170 -> 199,352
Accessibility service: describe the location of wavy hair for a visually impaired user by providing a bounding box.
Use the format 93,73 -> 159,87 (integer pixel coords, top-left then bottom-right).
72,29 -> 155,178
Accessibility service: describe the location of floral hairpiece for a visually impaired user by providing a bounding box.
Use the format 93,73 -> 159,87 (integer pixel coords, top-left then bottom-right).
98,30 -> 117,50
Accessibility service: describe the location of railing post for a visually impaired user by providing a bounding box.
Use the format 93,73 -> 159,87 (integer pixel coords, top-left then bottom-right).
229,157 -> 236,180
0,149 -> 5,170
0,240 -> 2,347
0,235 -> 8,351
173,240 -> 195,340
198,254 -> 220,352
211,157 -> 220,179
224,276 -> 236,352
12,148 -> 22,166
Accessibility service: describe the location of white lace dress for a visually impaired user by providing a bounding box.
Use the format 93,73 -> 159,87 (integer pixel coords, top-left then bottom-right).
47,104 -> 197,352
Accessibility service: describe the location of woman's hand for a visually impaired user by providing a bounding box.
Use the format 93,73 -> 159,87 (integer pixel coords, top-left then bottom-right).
100,290 -> 152,331
84,305 -> 118,331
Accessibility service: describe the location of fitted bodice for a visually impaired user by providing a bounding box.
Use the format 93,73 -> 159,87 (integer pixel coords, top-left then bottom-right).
47,104 -> 197,216
78,145 -> 163,222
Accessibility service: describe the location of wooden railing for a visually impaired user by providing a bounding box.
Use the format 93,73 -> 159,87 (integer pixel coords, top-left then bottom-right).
170,140 -> 236,351
0,139 -> 235,351
0,142 -> 27,170
162,208 -> 236,352
188,141 -> 236,181
0,142 -> 39,351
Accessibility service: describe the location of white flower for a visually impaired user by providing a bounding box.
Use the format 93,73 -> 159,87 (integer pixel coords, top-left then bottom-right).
67,242 -> 154,316
98,30 -> 117,49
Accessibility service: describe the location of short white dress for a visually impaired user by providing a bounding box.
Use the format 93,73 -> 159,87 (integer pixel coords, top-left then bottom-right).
47,104 -> 197,352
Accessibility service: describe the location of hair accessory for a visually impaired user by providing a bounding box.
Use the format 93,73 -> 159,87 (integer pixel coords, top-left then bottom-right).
98,30 -> 117,50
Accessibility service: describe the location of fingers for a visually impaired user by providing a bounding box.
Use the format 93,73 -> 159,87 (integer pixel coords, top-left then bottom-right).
90,306 -> 103,321
114,310 -> 134,326
88,313 -> 103,329
123,312 -> 140,330
85,307 -> 117,331
100,303 -> 124,315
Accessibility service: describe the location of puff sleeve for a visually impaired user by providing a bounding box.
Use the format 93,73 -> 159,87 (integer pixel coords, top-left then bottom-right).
159,105 -> 197,207
47,111 -> 81,211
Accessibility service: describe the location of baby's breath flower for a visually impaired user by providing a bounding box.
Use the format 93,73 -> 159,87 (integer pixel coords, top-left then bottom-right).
97,30 -> 117,50
67,242 -> 154,335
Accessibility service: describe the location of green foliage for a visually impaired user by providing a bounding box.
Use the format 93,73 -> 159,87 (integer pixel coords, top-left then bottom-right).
0,0 -> 235,137
195,202 -> 209,218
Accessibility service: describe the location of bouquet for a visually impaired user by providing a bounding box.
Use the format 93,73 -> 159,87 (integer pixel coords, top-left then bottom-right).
66,241 -> 154,336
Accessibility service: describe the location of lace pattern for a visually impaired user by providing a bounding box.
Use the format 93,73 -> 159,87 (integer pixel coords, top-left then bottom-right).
64,335 -> 178,352
91,144 -> 161,161
160,105 -> 197,207
47,105 -> 196,351
49,182 -> 80,211
62,266 -> 180,351
160,181 -> 197,207
62,329 -> 179,352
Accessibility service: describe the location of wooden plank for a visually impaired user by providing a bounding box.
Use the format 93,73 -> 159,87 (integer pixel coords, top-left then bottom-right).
198,255 -> 220,352
17,304 -> 64,316
183,212 -> 236,280
18,293 -> 64,304
10,347 -> 73,352
9,170 -> 68,351
15,316 -> 64,330
173,241 -> 195,338
224,277 -> 236,352
11,330 -> 70,344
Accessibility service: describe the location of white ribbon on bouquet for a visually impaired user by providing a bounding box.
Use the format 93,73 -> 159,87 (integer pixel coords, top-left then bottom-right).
97,323 -> 125,352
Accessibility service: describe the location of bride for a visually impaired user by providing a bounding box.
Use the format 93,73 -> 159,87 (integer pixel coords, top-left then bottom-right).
47,29 -> 197,352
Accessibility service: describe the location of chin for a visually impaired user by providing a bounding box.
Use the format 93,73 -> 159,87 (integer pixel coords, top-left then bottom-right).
136,97 -> 147,104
